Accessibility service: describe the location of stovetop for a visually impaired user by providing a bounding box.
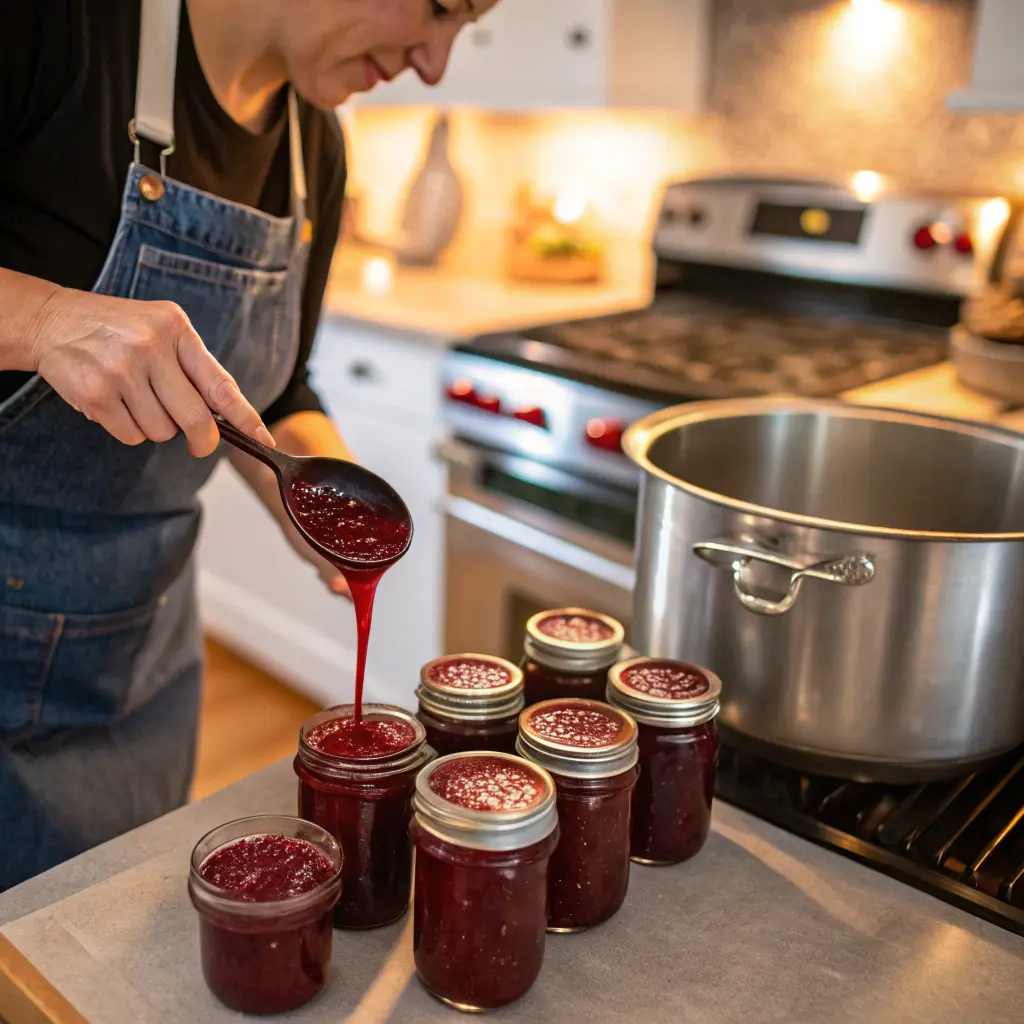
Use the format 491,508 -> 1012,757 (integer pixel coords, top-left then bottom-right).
462,265 -> 956,404
717,742 -> 1024,937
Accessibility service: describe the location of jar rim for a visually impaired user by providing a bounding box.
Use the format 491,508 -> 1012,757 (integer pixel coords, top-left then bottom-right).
413,751 -> 558,852
297,703 -> 431,780
516,697 -> 638,778
607,657 -> 722,727
416,685 -> 525,722
420,653 -> 524,699
525,608 -> 625,673
188,814 -> 343,917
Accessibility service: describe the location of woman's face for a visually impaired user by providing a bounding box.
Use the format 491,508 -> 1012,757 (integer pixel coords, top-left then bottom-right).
276,0 -> 502,109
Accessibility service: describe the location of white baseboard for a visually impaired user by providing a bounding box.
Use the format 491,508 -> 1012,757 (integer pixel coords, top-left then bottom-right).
197,570 -> 405,709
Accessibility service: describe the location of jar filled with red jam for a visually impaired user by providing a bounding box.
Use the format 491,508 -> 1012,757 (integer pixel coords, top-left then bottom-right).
411,752 -> 559,1012
607,657 -> 721,866
294,704 -> 434,929
520,608 -> 625,707
517,697 -> 638,933
188,814 -> 343,1014
416,653 -> 525,758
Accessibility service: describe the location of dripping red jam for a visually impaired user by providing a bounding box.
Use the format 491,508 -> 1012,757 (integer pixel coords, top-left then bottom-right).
295,705 -> 433,929
416,654 -> 525,758
306,715 -> 416,759
188,816 -> 342,1015
608,658 -> 722,866
411,753 -> 559,1011
517,699 -> 638,932
520,607 -> 624,707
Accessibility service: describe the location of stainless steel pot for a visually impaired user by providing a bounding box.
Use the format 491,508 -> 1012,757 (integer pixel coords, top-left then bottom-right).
624,398 -> 1024,782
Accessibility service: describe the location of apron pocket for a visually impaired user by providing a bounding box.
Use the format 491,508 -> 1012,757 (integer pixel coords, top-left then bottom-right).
0,597 -> 163,745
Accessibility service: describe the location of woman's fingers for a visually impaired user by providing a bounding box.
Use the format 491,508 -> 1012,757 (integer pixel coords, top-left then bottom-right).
174,323 -> 275,448
149,357 -> 220,457
96,400 -> 147,446
124,380 -> 179,443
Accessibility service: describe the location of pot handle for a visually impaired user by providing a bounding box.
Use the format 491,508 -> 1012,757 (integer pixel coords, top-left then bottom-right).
692,540 -> 875,616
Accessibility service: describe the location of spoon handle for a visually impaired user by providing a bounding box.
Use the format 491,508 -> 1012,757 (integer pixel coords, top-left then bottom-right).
214,417 -> 289,476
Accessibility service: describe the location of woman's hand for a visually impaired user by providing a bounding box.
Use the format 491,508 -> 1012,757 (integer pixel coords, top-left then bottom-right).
23,280 -> 273,456
227,411 -> 356,601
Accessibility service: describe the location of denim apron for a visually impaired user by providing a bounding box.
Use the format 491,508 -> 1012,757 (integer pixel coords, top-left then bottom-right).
0,0 -> 310,889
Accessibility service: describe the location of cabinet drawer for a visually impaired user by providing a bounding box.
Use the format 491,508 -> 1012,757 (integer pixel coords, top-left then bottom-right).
311,320 -> 444,424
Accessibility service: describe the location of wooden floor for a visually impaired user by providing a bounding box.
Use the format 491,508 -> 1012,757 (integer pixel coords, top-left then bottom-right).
191,639 -> 320,801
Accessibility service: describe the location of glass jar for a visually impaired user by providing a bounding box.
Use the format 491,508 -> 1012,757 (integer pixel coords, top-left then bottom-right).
187,814 -> 343,1014
607,657 -> 721,865
411,752 -> 559,1012
294,704 -> 434,929
520,607 -> 625,707
416,653 -> 525,757
517,697 -> 638,932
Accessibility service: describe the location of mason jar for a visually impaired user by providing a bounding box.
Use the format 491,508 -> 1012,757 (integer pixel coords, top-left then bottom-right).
608,657 -> 721,865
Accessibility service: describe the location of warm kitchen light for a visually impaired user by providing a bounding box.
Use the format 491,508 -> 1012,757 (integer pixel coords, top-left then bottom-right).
849,0 -> 884,9
830,0 -> 903,73
553,189 -> 588,225
850,170 -> 884,203
929,222 -> 954,246
361,256 -> 394,296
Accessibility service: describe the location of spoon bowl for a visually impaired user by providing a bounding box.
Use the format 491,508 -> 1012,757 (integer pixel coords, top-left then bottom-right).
215,418 -> 413,573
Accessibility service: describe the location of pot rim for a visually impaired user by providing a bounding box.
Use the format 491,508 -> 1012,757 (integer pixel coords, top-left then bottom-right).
622,397 -> 1024,542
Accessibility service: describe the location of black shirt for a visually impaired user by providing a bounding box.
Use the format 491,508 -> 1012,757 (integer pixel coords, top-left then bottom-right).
0,0 -> 346,424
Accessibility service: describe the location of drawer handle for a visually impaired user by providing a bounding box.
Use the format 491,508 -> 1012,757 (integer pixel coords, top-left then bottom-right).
692,540 -> 875,617
566,26 -> 592,50
348,361 -> 377,382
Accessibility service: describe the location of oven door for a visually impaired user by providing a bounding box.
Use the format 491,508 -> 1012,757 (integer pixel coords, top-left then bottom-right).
438,439 -> 636,662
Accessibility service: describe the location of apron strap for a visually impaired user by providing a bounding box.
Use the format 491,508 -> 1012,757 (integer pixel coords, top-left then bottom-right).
287,90 -> 308,208
134,0 -> 181,156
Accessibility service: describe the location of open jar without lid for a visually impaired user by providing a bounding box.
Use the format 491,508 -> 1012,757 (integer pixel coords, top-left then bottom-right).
608,657 -> 722,866
517,698 -> 639,932
187,814 -> 343,1015
521,607 -> 625,707
294,704 -> 434,929
416,653 -> 525,757
411,752 -> 559,1012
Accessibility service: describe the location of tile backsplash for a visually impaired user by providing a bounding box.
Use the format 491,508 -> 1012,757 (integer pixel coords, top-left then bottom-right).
343,0 -> 1024,259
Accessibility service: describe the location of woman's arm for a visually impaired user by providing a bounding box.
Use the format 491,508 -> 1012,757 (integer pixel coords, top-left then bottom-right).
227,410 -> 354,597
0,266 -> 273,455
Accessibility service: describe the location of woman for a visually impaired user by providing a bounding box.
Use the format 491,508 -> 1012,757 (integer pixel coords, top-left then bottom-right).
0,0 -> 495,891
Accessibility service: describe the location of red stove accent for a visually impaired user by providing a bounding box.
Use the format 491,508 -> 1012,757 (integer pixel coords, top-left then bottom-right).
513,406 -> 547,429
476,395 -> 501,415
913,226 -> 937,251
446,378 -> 476,403
955,233 -> 973,256
585,418 -> 626,454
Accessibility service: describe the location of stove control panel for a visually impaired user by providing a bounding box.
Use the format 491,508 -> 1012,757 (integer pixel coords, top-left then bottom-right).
441,351 -> 659,487
652,176 -> 1009,298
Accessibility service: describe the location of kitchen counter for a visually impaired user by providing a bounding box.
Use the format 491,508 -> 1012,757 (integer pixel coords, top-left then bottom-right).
2,761 -> 1021,1024
320,241 -> 654,341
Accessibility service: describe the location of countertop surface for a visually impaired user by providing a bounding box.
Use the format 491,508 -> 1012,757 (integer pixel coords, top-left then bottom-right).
319,243 -> 654,342
2,760 -> 1022,1024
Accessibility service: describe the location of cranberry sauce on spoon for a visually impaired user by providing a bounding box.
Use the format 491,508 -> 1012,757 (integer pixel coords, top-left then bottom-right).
214,418 -> 413,722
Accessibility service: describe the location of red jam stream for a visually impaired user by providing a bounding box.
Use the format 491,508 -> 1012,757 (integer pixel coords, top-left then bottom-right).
288,481 -> 411,722
199,834 -> 334,901
536,612 -> 615,644
619,660 -> 710,700
428,755 -> 545,812
306,714 -> 416,759
426,656 -> 513,690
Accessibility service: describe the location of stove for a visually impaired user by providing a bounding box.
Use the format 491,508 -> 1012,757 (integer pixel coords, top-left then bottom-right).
440,175 -> 1021,938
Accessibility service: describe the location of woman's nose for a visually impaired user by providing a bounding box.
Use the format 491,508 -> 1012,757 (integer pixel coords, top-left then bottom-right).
408,34 -> 456,87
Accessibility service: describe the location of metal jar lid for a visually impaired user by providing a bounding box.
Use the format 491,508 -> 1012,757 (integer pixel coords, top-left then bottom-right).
524,607 -> 626,673
413,752 -> 558,852
417,653 -> 525,722
607,658 -> 722,729
516,698 -> 638,779
296,704 -> 433,782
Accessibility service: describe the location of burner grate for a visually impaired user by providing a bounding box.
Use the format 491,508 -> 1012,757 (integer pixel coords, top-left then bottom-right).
717,745 -> 1024,934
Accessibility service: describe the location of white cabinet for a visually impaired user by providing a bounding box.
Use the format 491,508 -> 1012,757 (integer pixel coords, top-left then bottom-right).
948,0 -> 1024,112
355,0 -> 709,114
197,321 -> 448,710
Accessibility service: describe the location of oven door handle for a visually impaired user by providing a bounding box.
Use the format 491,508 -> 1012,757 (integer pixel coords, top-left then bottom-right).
445,495 -> 636,592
